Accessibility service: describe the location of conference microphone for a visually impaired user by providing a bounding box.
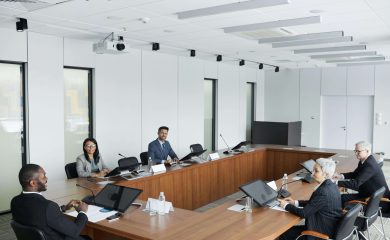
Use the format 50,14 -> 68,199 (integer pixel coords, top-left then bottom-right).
76,183 -> 96,204
219,134 -> 232,155
118,153 -> 127,158
277,179 -> 302,198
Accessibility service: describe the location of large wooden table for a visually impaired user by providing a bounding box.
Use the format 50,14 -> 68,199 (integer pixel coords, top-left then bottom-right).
44,145 -> 358,240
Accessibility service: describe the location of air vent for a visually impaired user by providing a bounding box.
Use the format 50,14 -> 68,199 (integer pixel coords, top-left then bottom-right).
235,28 -> 295,40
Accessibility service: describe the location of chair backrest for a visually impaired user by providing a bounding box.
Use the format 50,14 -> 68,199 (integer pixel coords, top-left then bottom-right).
118,157 -> 140,171
364,186 -> 386,226
190,144 -> 203,153
64,162 -> 78,179
140,152 -> 149,165
334,204 -> 362,240
11,220 -> 47,240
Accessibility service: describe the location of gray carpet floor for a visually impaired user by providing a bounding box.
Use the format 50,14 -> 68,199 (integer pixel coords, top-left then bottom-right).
2,161 -> 390,240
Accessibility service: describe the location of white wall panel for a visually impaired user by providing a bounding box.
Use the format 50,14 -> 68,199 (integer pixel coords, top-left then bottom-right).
300,68 -> 321,147
0,28 -> 27,62
177,57 -> 203,157
141,51 -> 178,155
95,49 -> 142,166
217,63 -> 240,149
321,67 -> 347,95
64,38 -> 96,68
373,64 -> 390,156
27,32 -> 65,180
204,61 -> 218,79
264,69 -> 300,122
347,65 -> 374,96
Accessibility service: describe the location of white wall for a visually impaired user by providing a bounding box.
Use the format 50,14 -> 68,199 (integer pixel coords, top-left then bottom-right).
0,28 -> 27,62
264,64 -> 390,154
27,32 -> 65,180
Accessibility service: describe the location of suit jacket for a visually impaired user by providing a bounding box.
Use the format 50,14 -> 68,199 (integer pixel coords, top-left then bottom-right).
285,179 -> 342,239
11,193 -> 88,240
338,155 -> 390,199
148,139 -> 177,164
76,154 -> 108,177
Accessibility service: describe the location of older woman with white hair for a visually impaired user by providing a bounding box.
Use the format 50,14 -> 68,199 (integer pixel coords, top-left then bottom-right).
278,158 -> 342,240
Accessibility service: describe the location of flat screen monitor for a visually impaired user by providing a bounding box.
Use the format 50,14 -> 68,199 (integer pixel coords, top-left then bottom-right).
94,184 -> 143,213
239,179 -> 278,206
180,149 -> 207,161
300,159 -> 316,174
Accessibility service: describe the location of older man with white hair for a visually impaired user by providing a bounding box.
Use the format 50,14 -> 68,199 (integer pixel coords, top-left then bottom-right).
278,158 -> 342,240
335,140 -> 390,205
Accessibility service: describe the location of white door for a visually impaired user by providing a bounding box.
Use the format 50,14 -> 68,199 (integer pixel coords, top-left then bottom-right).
320,96 -> 374,150
320,96 -> 347,149
346,96 -> 374,148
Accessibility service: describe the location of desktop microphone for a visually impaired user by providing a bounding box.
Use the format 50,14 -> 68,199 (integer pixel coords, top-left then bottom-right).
76,183 -> 96,204
277,179 -> 302,198
118,153 -> 127,158
219,134 -> 232,155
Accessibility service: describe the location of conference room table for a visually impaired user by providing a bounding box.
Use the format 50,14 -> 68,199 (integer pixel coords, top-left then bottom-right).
43,144 -> 360,240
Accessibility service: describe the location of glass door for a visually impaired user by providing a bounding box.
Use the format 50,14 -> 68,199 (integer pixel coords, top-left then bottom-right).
0,62 -> 25,213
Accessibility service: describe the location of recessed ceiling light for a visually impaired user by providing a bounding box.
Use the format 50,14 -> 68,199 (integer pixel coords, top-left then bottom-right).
107,16 -> 123,20
310,9 -> 324,14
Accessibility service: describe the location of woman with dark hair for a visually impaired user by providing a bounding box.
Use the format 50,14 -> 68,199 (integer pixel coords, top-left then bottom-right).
76,138 -> 109,177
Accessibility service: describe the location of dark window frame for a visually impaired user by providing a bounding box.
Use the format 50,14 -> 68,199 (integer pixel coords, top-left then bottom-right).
204,78 -> 217,151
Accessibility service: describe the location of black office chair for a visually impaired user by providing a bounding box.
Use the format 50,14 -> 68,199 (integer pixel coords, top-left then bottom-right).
189,143 -> 204,153
64,162 -> 78,179
140,152 -> 149,166
296,204 -> 362,240
118,157 -> 140,171
11,220 -> 47,240
347,186 -> 387,240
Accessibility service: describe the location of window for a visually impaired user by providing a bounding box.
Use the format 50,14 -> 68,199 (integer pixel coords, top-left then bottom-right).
64,67 -> 92,164
204,78 -> 217,151
0,61 -> 26,212
246,82 -> 255,142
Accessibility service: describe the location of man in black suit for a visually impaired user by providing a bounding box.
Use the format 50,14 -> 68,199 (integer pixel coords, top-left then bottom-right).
11,164 -> 90,240
278,158 -> 342,240
334,141 -> 390,205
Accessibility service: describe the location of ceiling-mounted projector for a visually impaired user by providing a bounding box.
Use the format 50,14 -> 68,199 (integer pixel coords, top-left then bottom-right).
93,33 -> 128,54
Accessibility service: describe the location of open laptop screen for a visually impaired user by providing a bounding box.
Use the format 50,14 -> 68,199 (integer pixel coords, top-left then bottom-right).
94,184 -> 142,213
300,159 -> 316,174
239,179 -> 278,206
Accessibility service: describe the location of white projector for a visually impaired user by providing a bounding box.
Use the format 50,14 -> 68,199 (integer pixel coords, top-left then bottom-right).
93,40 -> 129,54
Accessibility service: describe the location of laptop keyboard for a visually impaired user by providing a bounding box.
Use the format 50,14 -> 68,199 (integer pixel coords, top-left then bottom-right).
266,199 -> 280,208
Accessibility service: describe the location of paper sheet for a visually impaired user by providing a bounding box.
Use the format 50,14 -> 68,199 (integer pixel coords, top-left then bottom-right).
266,180 -> 277,191
66,205 -> 117,223
270,205 -> 287,212
227,204 -> 245,212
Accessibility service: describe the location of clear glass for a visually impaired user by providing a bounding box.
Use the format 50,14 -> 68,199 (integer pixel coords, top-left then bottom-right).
64,68 -> 91,164
246,83 -> 255,142
204,79 -> 215,151
245,196 -> 253,213
0,62 -> 24,212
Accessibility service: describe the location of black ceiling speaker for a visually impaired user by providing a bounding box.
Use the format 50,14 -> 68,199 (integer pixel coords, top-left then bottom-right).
275,66 -> 280,72
16,18 -> 28,32
216,55 -> 222,62
190,49 -> 196,57
152,42 -> 160,51
239,60 -> 245,66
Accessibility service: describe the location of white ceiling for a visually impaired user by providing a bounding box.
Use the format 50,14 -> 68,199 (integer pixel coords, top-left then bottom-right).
1,0 -> 390,68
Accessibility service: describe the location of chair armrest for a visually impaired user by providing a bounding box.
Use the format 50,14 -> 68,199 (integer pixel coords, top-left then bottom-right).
298,230 -> 329,239
345,200 -> 367,205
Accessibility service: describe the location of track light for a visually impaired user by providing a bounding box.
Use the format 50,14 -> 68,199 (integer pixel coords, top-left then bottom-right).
16,18 -> 28,32
190,49 -> 196,57
259,63 -> 263,69
216,55 -> 222,62
152,42 -> 160,51
275,66 -> 279,72
239,60 -> 245,66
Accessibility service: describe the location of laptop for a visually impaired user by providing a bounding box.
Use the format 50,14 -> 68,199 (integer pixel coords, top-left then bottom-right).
93,184 -> 143,213
180,149 -> 207,162
239,179 -> 279,208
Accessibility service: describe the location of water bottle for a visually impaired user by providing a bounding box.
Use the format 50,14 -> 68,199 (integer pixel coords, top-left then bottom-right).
282,173 -> 288,191
158,192 -> 166,215
147,157 -> 153,172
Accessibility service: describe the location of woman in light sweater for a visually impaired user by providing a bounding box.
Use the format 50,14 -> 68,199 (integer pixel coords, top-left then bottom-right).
76,138 -> 109,177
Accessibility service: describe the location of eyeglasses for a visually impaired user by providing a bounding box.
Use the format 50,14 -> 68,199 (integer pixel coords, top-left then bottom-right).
354,149 -> 365,153
85,144 -> 96,148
